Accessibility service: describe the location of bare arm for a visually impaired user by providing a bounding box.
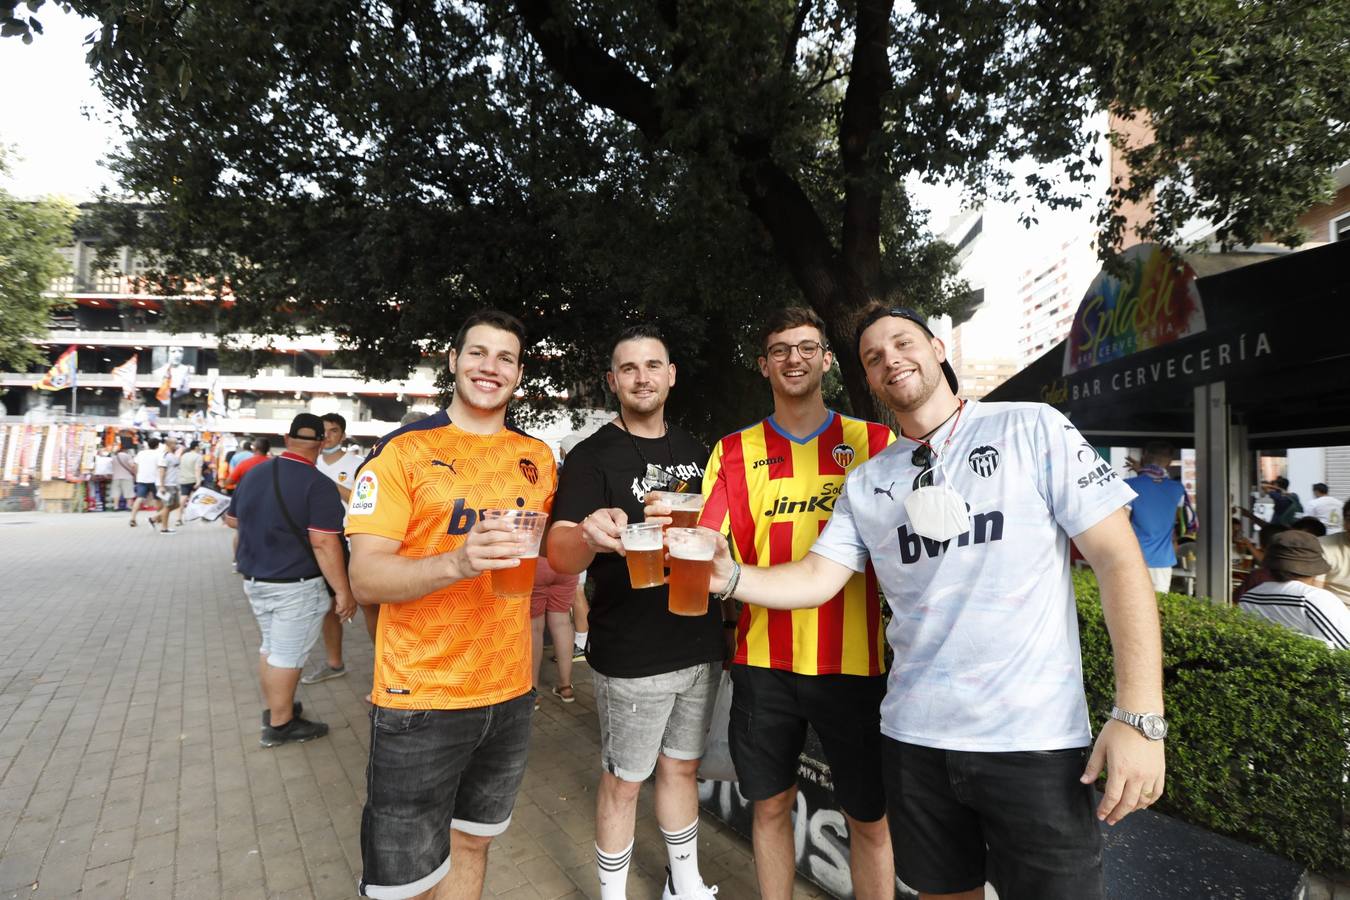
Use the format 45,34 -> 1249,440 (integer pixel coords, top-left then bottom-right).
310,531 -> 355,621
546,508 -> 628,575
348,520 -> 525,606
1073,507 -> 1166,825
713,542 -> 855,610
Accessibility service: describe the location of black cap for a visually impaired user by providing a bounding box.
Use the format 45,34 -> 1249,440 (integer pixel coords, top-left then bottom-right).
287,413 -> 325,441
853,306 -> 959,395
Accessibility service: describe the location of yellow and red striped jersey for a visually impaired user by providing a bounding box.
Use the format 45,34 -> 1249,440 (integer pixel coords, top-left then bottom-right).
700,412 -> 893,675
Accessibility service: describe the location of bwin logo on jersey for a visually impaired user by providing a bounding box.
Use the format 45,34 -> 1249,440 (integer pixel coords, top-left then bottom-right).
896,511 -> 1005,564
968,446 -> 999,478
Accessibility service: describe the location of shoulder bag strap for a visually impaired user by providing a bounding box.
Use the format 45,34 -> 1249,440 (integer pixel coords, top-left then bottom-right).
272,460 -> 323,576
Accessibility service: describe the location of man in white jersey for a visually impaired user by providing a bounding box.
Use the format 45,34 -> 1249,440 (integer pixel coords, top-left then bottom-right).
691,304 -> 1165,900
304,412 -> 376,684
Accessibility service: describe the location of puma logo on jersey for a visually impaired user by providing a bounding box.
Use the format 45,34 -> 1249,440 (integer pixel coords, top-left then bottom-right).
896,512 -> 1004,564
431,459 -> 459,474
874,482 -> 895,501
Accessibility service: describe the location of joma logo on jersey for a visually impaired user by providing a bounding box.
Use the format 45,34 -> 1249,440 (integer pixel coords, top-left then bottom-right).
1077,462 -> 1119,489
764,483 -> 841,517
896,512 -> 1004,564
447,497 -> 527,534
752,456 -> 786,470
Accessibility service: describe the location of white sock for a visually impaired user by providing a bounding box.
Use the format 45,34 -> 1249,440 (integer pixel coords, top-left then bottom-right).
574,631 -> 588,649
596,839 -> 632,900
661,819 -> 701,894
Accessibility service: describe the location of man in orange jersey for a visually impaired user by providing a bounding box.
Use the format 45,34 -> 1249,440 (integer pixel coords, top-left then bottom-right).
694,307 -> 896,900
346,310 -> 558,900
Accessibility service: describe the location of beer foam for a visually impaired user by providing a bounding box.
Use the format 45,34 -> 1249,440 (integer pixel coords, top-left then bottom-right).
622,533 -> 663,552
670,546 -> 715,561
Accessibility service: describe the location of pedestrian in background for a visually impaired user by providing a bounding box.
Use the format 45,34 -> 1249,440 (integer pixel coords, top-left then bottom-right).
225,413 -> 355,747
530,555 -> 579,706
111,438 -> 137,512
129,436 -> 161,527
174,440 -> 204,527
1308,484 -> 1344,535
1124,443 -> 1190,593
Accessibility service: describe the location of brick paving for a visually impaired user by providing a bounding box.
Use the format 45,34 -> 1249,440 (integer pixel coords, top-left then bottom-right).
0,511 -> 829,899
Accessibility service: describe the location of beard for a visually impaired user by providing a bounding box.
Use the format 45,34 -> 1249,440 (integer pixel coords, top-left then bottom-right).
881,364 -> 942,414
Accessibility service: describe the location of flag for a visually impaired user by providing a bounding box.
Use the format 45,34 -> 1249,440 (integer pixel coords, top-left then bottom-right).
155,368 -> 172,404
111,354 -> 139,399
208,377 -> 226,418
37,347 -> 77,391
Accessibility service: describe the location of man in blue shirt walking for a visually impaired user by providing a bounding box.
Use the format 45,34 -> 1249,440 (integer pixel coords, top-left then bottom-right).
1125,443 -> 1190,593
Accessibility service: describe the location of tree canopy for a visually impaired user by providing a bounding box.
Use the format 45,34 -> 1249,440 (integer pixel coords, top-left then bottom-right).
0,147 -> 76,372
9,0 -> 1348,436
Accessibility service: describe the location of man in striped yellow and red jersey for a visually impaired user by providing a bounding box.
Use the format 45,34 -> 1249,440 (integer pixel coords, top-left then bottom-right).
699,307 -> 895,900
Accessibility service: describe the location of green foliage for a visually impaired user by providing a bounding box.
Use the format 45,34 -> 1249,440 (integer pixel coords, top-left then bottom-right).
0,148 -> 76,371
1075,570 -> 1350,872
7,0 -> 1346,426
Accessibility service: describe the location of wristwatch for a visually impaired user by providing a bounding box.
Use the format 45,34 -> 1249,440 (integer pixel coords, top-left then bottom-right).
1109,706 -> 1168,741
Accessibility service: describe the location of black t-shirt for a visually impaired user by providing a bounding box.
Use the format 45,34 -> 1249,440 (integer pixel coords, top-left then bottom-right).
553,422 -> 723,678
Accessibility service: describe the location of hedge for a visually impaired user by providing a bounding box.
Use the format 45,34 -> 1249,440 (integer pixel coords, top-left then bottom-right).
1075,570 -> 1350,873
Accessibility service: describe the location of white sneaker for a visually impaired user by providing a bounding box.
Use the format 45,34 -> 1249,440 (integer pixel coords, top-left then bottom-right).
661,868 -> 718,900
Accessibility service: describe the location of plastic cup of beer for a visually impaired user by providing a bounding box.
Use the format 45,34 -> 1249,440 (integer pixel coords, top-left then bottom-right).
622,522 -> 665,589
665,527 -> 716,616
648,491 -> 704,529
482,509 -> 548,599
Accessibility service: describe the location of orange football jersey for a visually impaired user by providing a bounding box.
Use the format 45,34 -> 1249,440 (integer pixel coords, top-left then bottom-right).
346,412 -> 557,709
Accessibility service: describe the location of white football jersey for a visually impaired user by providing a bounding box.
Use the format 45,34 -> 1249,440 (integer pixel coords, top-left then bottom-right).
813,401 -> 1136,752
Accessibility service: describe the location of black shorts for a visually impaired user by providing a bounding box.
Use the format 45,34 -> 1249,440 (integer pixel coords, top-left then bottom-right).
883,738 -> 1103,899
728,664 -> 886,822
359,692 -> 533,898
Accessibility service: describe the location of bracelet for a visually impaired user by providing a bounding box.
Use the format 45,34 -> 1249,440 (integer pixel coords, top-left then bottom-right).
715,560 -> 741,602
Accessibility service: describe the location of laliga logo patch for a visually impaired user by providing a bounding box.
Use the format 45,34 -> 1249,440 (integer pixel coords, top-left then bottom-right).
518,458 -> 539,485
349,471 -> 378,515
831,443 -> 856,469
968,446 -> 1000,478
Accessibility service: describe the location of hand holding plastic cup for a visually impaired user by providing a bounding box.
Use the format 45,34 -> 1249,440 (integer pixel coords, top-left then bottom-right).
622,522 -> 665,589
665,527 -> 717,616
646,491 -> 704,529
481,509 -> 548,599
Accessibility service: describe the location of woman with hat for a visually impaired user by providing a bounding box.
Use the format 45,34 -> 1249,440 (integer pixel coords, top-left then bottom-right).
1238,530 -> 1350,649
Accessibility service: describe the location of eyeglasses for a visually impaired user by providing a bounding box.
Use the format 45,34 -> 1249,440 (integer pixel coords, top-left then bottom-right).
765,340 -> 825,362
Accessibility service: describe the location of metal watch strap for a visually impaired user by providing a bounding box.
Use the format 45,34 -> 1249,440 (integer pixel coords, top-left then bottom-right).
1110,705 -> 1167,740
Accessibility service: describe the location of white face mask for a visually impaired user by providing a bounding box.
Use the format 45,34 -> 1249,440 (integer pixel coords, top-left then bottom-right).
903,453 -> 969,541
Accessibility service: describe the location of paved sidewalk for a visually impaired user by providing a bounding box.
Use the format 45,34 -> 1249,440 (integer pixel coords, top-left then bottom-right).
0,512 -> 830,899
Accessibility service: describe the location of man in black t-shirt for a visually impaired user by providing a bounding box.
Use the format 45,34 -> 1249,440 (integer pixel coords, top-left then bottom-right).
548,326 -> 724,900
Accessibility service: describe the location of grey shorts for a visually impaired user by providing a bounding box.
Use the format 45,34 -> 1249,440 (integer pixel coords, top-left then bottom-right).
243,576 -> 329,669
594,662 -> 719,782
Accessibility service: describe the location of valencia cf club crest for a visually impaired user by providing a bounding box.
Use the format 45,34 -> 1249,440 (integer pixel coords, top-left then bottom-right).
831,443 -> 856,469
518,458 -> 539,485
968,445 -> 1000,478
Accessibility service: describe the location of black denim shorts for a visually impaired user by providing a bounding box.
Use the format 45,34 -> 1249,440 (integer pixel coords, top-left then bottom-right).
358,691 -> 534,899
882,738 -> 1103,900
728,664 -> 887,822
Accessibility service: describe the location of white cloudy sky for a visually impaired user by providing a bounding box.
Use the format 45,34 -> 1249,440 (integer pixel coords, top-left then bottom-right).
0,7 -> 121,201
